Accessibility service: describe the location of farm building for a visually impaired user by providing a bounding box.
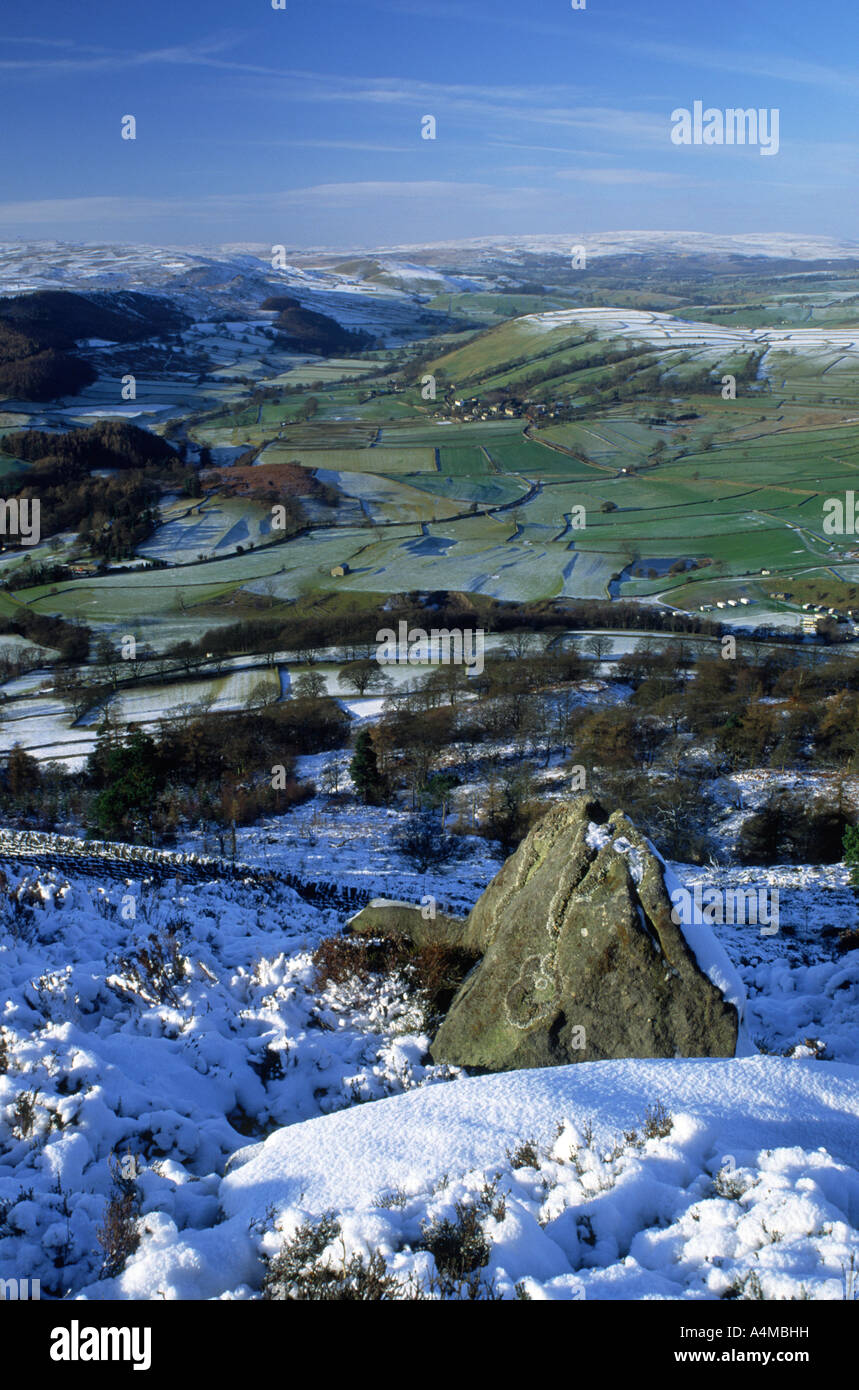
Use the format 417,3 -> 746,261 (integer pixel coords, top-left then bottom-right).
330,563 -> 350,578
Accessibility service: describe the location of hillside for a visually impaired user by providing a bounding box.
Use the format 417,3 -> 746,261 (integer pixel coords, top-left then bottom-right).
0,239 -> 854,1317
0,289 -> 190,404
0,809 -> 856,1301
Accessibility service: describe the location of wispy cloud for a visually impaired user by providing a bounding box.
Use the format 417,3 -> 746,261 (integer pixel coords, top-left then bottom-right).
364,0 -> 608,42
0,181 -> 542,227
182,137 -> 416,154
284,180 -> 541,211
486,140 -> 622,158
242,71 -> 671,149
0,195 -> 192,224
619,38 -> 859,93
0,33 -> 665,156
0,36 -> 109,51
553,167 -> 701,186
0,32 -> 274,76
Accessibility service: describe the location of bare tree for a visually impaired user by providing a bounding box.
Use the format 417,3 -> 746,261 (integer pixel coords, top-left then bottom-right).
293,670 -> 328,699
503,631 -> 536,661
338,660 -> 391,697
585,633 -> 612,665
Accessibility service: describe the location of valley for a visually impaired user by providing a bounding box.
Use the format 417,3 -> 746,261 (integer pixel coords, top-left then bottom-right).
0,232 -> 857,1311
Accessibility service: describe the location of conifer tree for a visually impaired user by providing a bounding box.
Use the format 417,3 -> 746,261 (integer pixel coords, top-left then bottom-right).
350,729 -> 384,805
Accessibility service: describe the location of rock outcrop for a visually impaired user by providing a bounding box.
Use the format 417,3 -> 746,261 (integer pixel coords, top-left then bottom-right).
347,899 -> 466,951
349,798 -> 739,1070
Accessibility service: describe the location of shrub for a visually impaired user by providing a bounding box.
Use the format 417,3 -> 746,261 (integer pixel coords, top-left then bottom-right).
374,1187 -> 410,1210
407,941 -> 480,1021
421,1203 -> 490,1292
713,1165 -> 750,1201
642,1101 -> 673,1140
312,936 -> 371,988
262,1214 -> 408,1301
722,1269 -> 765,1301
477,769 -> 542,855
739,796 -> 851,866
393,811 -> 465,872
419,1180 -> 504,1298
97,1155 -> 142,1278
118,928 -> 188,1005
312,933 -> 478,1022
506,1138 -> 541,1170
0,874 -> 43,942
11,1089 -> 38,1139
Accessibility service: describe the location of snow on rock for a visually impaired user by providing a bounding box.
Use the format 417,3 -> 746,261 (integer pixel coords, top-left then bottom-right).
610,834 -> 644,885
652,845 -> 748,1022
585,821 -> 611,853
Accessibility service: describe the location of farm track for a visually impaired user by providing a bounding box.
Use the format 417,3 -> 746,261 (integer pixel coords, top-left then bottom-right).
757,512 -> 834,559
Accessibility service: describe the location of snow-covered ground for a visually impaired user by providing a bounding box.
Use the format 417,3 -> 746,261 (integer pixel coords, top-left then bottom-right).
0,796 -> 856,1300
0,865 -> 456,1299
520,305 -> 859,364
379,229 -> 859,265
218,1057 -> 859,1302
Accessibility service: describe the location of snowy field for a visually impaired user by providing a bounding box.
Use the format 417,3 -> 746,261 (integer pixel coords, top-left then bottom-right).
384,230 -> 859,265
520,306 -> 859,367
137,498 -> 274,564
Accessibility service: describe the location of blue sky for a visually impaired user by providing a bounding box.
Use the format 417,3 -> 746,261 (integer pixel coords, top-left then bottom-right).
1,0 -> 857,249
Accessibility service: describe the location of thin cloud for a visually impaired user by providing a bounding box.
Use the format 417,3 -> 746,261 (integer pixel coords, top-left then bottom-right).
0,32 -> 277,76
553,168 -> 700,186
622,38 -> 859,93
0,181 -> 557,230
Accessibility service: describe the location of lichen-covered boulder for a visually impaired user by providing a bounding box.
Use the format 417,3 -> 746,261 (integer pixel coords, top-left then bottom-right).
347,899 -> 466,951
429,798 -> 739,1070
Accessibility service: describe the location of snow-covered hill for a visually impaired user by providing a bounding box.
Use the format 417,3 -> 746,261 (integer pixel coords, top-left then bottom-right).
374,230 -> 859,267
0,820 -> 856,1301
0,242 -> 455,343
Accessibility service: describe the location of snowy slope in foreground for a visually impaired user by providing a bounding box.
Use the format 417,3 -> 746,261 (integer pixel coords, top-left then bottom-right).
2,851 -> 857,1301
146,1058 -> 859,1301
223,1058 -> 859,1219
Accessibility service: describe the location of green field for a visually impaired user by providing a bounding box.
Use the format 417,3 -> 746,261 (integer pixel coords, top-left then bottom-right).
259,444 -> 437,473
6,278 -> 859,634
438,445 -> 493,475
